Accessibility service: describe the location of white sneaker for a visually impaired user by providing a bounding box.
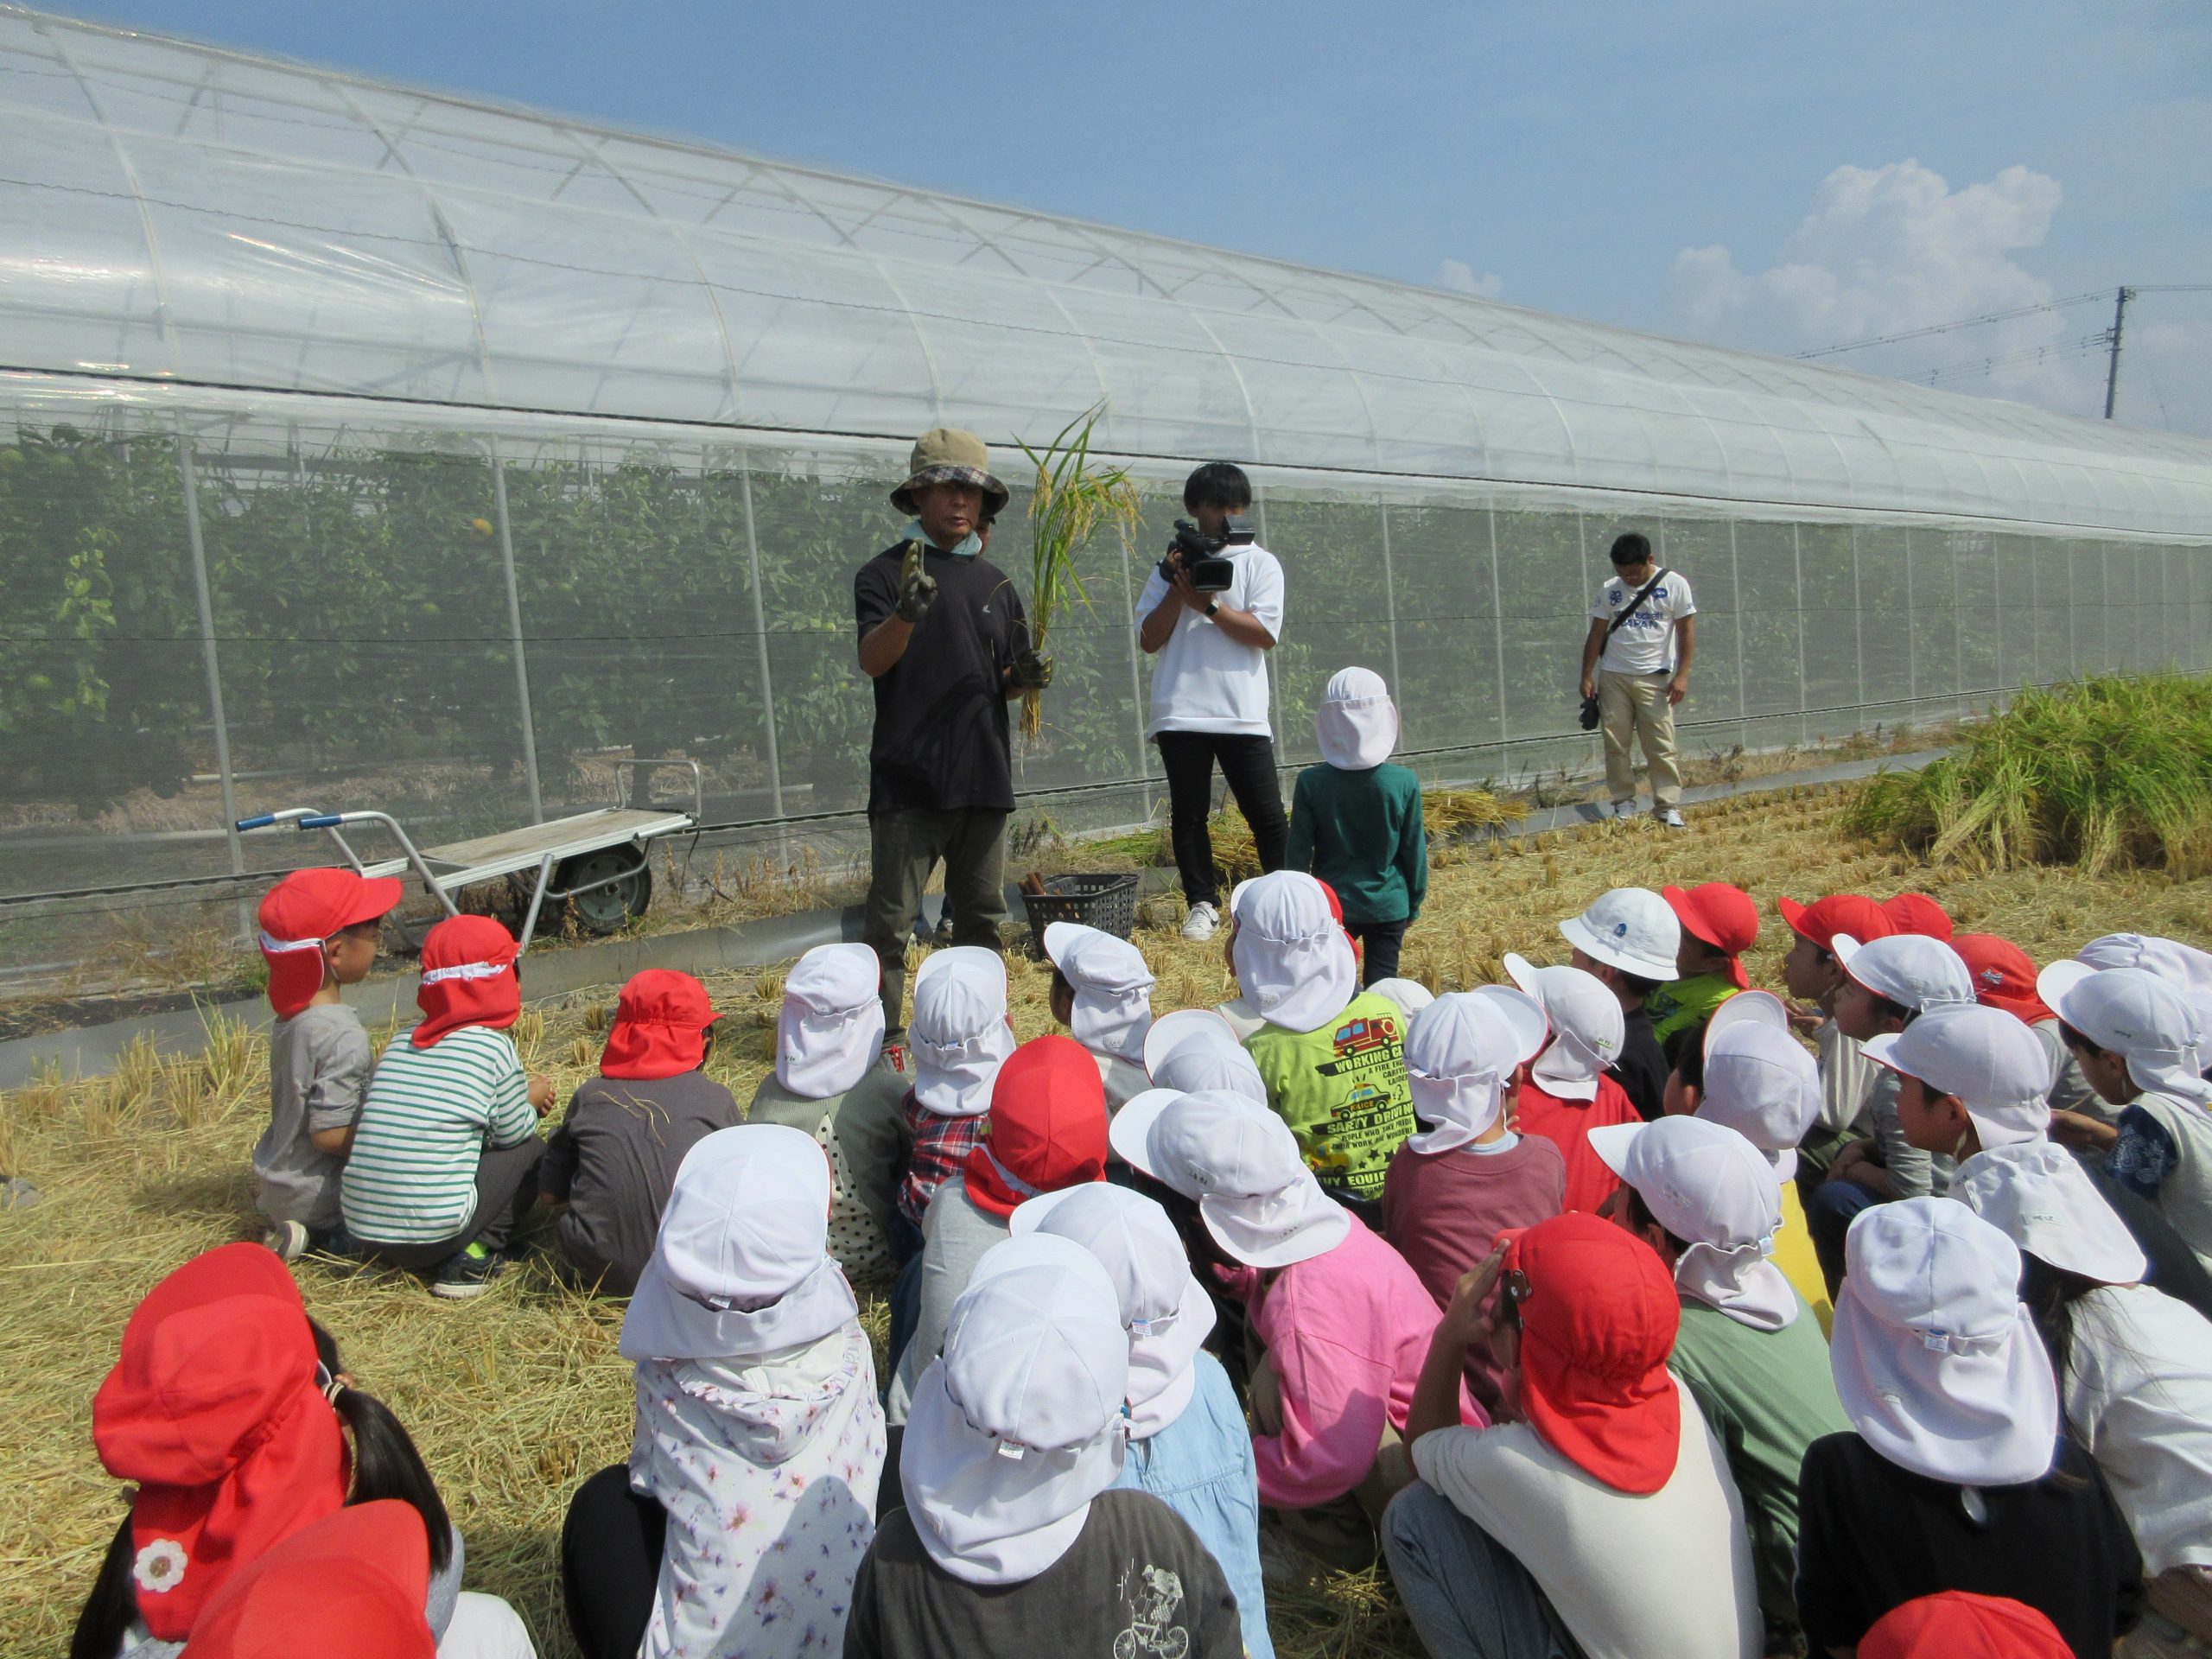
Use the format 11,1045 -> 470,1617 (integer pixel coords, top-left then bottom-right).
1180,901 -> 1221,943
1607,799 -> 1636,821
263,1219 -> 310,1262
1656,807 -> 1688,829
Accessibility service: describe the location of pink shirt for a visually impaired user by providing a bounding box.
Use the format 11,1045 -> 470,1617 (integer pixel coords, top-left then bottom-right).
1240,1213 -> 1484,1508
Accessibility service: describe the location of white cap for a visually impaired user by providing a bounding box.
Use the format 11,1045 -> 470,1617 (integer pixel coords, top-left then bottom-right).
1012,1183 -> 1217,1440
1313,665 -> 1399,771
775,943 -> 885,1100
1829,1198 -> 2060,1486
1832,932 -> 1977,1014
1698,1020 -> 1821,1182
902,1234 -> 1129,1585
911,946 -> 1016,1118
1365,977 -> 1436,1020
1402,987 -> 1548,1154
1043,922 -> 1155,1065
1707,988 -> 1791,1041
1558,887 -> 1681,982
1141,1009 -> 1267,1106
1588,1116 -> 1796,1331
1861,1002 -> 2054,1151
1109,1088 -> 1351,1268
2038,961 -> 2212,1108
2075,932 -> 2212,1044
1953,1141 -> 2147,1287
1504,954 -> 1624,1101
1229,871 -> 1359,1034
620,1124 -> 858,1363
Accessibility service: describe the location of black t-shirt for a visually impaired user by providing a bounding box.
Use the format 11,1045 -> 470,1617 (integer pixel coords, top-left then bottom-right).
1610,1004 -> 1669,1122
843,1489 -> 1244,1659
854,541 -> 1027,814
1795,1433 -> 2142,1659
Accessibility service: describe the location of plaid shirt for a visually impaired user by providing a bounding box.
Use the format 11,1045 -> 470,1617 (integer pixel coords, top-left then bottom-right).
895,1089 -> 983,1229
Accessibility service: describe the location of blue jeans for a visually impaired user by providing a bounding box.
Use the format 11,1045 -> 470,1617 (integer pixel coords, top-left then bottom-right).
1382,1482 -> 1573,1659
1806,1178 -> 1883,1298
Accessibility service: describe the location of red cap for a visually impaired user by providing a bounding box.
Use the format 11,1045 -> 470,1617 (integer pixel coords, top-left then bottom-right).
257,869 -> 402,1020
1504,1213 -> 1681,1495
1317,878 -> 1362,965
1777,893 -> 1896,953
1882,893 -> 1955,940
92,1245 -> 347,1641
601,969 -> 720,1080
410,914 -> 520,1047
182,1501 -> 436,1659
1860,1592 -> 2069,1659
1661,882 -> 1758,989
1949,934 -> 2055,1025
963,1034 -> 1108,1218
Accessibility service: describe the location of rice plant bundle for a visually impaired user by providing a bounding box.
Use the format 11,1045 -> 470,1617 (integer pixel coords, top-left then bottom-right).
1018,405 -> 1141,741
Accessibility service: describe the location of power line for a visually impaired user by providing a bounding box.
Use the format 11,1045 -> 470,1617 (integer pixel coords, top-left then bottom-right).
1921,334 -> 2107,389
1795,291 -> 2111,359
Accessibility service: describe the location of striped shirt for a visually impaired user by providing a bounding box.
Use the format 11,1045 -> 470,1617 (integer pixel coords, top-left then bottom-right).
342,1023 -> 536,1244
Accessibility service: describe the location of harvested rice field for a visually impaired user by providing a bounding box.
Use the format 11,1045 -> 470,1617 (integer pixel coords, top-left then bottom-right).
5,781 -> 2209,1657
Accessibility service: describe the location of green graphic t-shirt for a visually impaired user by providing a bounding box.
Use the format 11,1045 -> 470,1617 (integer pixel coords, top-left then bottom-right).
1245,991 -> 1416,1202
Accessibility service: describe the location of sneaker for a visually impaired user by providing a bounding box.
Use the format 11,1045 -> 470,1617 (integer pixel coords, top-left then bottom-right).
263,1218 -> 310,1262
1608,799 -> 1637,821
429,1242 -> 505,1300
1656,807 -> 1688,830
1180,901 -> 1221,943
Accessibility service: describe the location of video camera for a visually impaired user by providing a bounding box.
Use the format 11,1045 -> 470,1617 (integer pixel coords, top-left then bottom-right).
1158,514 -> 1255,594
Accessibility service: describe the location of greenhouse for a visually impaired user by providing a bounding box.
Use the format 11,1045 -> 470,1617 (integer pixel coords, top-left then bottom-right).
3,4 -> 2209,984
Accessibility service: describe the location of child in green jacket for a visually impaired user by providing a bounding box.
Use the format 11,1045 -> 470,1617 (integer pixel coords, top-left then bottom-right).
1287,667 -> 1427,984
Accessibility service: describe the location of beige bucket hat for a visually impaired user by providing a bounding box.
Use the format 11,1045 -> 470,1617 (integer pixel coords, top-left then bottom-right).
891,427 -> 1009,517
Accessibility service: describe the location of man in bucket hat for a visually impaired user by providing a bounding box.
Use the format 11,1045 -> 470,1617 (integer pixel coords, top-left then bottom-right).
855,428 -> 1052,1056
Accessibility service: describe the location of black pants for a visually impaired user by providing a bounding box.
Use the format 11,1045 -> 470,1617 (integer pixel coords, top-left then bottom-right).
357,1136 -> 545,1270
1154,731 -> 1287,908
563,1464 -> 664,1659
1349,919 -> 1408,984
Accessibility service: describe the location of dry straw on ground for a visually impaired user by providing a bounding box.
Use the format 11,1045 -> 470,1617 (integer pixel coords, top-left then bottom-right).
5,784 -> 2209,1657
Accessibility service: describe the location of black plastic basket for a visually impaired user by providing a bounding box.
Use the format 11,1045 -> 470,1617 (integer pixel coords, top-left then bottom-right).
1017,872 -> 1141,957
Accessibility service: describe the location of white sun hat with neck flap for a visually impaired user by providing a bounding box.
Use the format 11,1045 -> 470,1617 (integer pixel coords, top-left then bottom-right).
1313,666 -> 1399,771
1862,1001 -> 2054,1153
1952,1139 -> 2147,1286
1141,1008 -> 1268,1106
1109,1088 -> 1351,1268
1402,987 -> 1549,1154
1832,932 -> 1977,1014
1229,871 -> 1358,1035
1696,993 -> 1821,1182
775,943 -> 884,1100
910,946 -> 1016,1119
2038,961 -> 2212,1108
1042,922 -> 1155,1066
1503,954 -> 1624,1101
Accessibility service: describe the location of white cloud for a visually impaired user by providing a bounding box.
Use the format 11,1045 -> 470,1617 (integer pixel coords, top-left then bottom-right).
1435,258 -> 1503,299
1670,160 -> 2107,413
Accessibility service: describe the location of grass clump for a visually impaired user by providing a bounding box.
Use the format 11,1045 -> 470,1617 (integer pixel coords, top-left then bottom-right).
1845,675 -> 2212,878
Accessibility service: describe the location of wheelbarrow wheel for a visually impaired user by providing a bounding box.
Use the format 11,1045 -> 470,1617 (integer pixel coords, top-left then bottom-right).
555,849 -> 653,936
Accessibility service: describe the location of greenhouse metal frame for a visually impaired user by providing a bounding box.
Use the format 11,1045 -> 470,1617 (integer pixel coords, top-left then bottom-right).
3,4 -> 2209,981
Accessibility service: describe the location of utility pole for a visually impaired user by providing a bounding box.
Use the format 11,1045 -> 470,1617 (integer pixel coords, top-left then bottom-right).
2102,285 -> 2135,419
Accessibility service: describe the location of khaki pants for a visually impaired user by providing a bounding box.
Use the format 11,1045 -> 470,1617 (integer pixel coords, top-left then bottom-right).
1599,669 -> 1681,810
1249,1330 -> 1415,1573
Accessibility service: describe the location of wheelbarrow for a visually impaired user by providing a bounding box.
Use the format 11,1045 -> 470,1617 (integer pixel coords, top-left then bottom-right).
236,759 -> 702,952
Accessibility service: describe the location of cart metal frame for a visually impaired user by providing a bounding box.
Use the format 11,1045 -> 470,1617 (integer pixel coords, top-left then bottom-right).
236,759 -> 702,952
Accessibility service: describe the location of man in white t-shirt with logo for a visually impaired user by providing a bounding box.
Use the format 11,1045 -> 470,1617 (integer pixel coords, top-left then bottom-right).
1579,531 -> 1696,828
1136,462 -> 1287,942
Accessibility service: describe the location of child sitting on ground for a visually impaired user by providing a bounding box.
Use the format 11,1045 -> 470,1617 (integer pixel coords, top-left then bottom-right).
1231,871 -> 1417,1224
341,915 -> 552,1299
1382,987 -> 1563,1417
537,969 -> 739,1297
1870,1000 -> 2054,1173
1285,668 -> 1427,985
253,866 -> 402,1261
1142,1008 -> 1269,1105
1882,893 -> 1954,938
562,1124 -> 885,1659
1041,922 -> 1154,1109
1112,1088 -> 1477,1573
1014,1183 -> 1275,1659
1777,893 -> 1895,1179
1503,954 -> 1638,1213
1650,880 -> 1758,1046
1558,887 -> 1679,1118
1592,1115 -> 1851,1656
1950,933 -> 2105,1116
743,942 -> 907,1277
845,1234 -> 1244,1658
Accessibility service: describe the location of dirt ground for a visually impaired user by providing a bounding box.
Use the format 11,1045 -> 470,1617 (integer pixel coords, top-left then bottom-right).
4,779 -> 2206,1657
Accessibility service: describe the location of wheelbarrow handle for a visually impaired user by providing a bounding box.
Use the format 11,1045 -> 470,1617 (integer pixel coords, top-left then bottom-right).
298,814 -> 345,830
235,813 -> 277,830
237,807 -> 321,832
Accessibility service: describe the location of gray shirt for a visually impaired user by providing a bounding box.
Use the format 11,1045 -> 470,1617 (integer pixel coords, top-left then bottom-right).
887,1174 -> 1006,1425
1866,1067 -> 1952,1199
255,1001 -> 372,1229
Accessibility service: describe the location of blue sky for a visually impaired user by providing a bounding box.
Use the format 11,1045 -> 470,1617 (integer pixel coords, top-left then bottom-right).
54,0 -> 2212,434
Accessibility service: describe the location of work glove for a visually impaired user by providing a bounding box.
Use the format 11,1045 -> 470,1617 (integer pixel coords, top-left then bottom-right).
1007,650 -> 1055,691
896,541 -> 938,623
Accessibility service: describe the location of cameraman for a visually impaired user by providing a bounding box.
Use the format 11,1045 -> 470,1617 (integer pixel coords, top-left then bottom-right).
1137,461 -> 1287,941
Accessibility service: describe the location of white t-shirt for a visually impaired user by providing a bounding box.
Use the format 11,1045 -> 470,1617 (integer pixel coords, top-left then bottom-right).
1410,1376 -> 1761,1659
1137,544 -> 1285,737
2066,1282 -> 2212,1575
1592,569 -> 1696,676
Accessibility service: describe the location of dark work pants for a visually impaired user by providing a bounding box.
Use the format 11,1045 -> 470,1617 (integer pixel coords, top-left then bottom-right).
864,807 -> 1008,1045
1806,1177 -> 1882,1298
358,1136 -> 545,1270
1154,731 -> 1288,908
562,1464 -> 664,1659
1350,919 -> 1408,984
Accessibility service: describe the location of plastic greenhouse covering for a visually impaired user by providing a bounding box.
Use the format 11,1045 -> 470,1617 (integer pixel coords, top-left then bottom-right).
2,4 -> 2209,988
